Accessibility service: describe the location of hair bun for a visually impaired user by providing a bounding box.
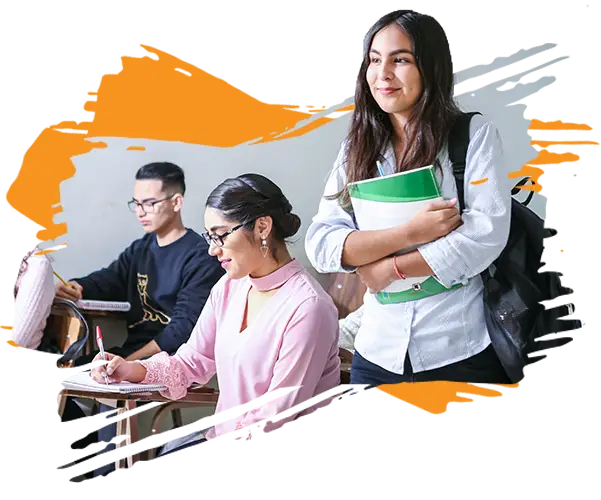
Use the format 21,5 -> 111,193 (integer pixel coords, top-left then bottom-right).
280,196 -> 293,214
278,212 -> 301,239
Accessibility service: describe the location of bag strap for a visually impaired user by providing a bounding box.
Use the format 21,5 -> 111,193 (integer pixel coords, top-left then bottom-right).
449,112 -> 537,210
448,112 -> 481,212
54,299 -> 90,367
38,298 -> 90,364
511,177 -> 535,207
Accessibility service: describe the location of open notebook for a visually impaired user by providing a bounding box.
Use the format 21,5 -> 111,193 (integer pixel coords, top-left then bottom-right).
62,370 -> 166,394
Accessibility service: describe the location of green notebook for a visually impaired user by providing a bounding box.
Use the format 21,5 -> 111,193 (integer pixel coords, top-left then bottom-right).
349,165 -> 458,304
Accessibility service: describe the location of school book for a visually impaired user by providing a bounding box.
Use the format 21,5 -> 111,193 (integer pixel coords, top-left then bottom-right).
62,370 -> 166,394
76,300 -> 131,312
348,165 -> 451,304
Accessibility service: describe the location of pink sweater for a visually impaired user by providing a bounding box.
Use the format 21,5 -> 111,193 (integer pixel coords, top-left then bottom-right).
13,252 -> 55,349
140,259 -> 340,439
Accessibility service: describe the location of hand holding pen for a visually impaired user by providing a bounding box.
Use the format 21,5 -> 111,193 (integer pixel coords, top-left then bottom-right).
96,326 -> 110,385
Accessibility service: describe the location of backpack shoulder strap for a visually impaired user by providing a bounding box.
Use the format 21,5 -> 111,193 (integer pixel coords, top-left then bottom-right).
448,111 -> 481,212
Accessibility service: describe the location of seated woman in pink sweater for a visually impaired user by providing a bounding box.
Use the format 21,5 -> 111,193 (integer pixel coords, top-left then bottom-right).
91,173 -> 341,448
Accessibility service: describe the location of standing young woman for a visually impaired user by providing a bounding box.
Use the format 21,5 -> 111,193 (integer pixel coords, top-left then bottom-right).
305,10 -> 512,385
92,173 -> 340,450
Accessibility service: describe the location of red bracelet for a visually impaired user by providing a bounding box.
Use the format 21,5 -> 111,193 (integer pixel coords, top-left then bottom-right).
393,255 -> 406,280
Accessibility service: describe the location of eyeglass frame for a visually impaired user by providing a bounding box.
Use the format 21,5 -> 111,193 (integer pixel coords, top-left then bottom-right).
127,193 -> 177,214
202,218 -> 257,247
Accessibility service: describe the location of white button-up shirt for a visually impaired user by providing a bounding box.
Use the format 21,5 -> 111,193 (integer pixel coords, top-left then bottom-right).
305,114 -> 511,374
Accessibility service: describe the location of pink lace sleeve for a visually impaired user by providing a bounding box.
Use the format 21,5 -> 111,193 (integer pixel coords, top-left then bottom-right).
138,352 -> 190,400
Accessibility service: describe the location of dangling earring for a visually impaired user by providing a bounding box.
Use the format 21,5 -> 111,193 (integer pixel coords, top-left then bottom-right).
261,238 -> 269,258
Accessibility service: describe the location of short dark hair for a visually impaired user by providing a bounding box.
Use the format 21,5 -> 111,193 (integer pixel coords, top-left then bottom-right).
206,173 -> 301,242
135,162 -> 186,195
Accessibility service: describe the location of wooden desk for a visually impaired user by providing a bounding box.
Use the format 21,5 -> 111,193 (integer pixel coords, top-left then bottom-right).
59,386 -> 219,469
60,360 -> 351,470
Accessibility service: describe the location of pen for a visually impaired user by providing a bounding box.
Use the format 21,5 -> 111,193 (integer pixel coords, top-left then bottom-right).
96,325 -> 110,385
376,160 -> 385,177
53,270 -> 73,288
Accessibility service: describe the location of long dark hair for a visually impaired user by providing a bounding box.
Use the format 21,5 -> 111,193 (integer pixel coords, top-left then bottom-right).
206,173 -> 301,244
334,10 -> 461,206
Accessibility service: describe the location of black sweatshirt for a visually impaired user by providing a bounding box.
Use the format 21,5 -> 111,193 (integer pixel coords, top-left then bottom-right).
74,229 -> 224,356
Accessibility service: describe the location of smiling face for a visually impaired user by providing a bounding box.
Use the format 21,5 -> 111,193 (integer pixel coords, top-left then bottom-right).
204,207 -> 273,279
366,23 -> 423,122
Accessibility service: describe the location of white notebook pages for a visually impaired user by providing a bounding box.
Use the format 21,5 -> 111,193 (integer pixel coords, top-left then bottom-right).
62,370 -> 166,394
76,300 -> 131,312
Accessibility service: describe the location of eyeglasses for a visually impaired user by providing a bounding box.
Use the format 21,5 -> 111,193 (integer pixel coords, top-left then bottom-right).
202,222 -> 248,247
128,194 -> 176,214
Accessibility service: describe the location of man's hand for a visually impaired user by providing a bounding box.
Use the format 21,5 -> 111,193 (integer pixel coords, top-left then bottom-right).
55,280 -> 83,301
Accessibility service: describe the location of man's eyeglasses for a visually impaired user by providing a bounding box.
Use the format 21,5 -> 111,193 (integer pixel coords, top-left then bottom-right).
202,222 -> 249,247
128,194 -> 176,214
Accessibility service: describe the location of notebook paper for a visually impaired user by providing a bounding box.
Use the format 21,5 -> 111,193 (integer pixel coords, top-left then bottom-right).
76,300 -> 131,312
62,370 -> 166,394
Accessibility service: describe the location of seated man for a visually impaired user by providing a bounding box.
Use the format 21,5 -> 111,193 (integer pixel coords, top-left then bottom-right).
56,161 -> 224,364
57,162 -> 224,477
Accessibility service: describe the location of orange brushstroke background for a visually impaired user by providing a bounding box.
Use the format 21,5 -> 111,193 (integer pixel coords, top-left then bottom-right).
378,382 -> 520,413
508,120 -> 598,193
0,325 -> 25,350
6,45 -> 351,241
3,46 -> 597,413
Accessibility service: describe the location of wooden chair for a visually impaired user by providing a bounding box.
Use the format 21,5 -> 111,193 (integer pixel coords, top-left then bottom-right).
326,272 -> 367,320
327,271 -> 367,380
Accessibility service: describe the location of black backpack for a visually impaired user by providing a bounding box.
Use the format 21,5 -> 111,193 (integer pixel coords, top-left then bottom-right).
449,112 -> 581,383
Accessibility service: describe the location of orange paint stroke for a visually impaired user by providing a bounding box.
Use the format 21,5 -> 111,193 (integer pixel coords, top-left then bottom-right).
34,249 -> 57,256
529,119 -> 592,130
4,132 -> 106,242
7,45 -> 339,241
470,177 -> 489,185
377,382 -> 517,413
127,146 -> 146,151
508,138 -> 601,193
0,323 -> 26,351
7,341 -> 20,347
